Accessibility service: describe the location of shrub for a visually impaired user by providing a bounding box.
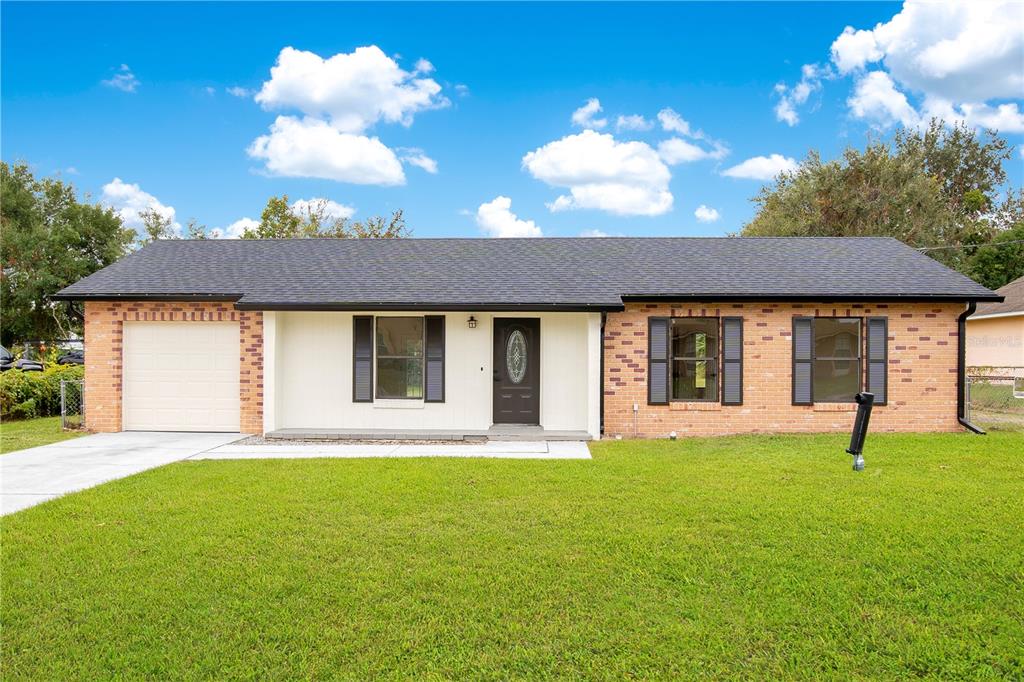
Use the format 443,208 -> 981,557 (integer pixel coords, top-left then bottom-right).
0,364 -> 84,420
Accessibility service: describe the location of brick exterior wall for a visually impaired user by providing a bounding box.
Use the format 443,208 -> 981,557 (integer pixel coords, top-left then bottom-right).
603,302 -> 963,438
83,301 -> 263,433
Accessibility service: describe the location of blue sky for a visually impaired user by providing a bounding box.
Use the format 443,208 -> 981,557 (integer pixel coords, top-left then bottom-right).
3,1 -> 1022,239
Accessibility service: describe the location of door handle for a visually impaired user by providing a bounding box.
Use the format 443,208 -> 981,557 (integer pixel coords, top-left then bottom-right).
493,370 -> 500,382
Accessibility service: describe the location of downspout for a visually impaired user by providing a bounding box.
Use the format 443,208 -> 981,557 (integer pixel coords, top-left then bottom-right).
599,312 -> 606,438
957,301 -> 985,434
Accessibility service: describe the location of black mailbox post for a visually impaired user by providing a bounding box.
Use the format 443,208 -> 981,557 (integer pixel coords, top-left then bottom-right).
846,392 -> 875,471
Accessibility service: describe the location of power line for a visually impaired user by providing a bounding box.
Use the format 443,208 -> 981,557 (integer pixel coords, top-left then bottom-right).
916,239 -> 1024,252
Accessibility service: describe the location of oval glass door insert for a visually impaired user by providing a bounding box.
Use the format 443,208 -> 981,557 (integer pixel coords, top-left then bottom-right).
506,330 -> 527,384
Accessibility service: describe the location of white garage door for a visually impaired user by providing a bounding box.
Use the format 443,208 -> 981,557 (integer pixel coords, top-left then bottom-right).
123,322 -> 240,431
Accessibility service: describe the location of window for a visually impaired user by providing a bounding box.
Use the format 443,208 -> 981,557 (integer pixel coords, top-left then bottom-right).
813,318 -> 861,402
375,317 -> 424,399
670,318 -> 719,401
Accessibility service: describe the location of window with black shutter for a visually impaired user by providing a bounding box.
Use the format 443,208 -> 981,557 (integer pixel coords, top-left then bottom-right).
648,317 -> 669,404
424,316 -> 445,403
865,317 -> 888,405
721,317 -> 743,405
352,316 -> 373,402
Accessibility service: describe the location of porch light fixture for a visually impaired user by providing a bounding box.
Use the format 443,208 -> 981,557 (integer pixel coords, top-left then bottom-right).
468,315 -> 477,329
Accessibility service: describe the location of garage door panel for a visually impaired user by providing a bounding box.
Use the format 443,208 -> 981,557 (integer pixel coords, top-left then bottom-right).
123,322 -> 240,431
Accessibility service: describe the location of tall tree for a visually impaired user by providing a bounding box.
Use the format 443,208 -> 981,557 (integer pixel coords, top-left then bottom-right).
967,219 -> 1024,289
1,161 -> 134,345
740,119 -> 1018,275
241,195 -> 410,239
137,208 -> 177,245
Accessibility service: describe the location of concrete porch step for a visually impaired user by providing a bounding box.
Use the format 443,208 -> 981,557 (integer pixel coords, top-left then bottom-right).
264,426 -> 592,442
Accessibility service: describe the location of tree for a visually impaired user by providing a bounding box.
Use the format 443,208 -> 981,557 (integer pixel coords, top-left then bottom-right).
1,161 -> 134,345
241,195 -> 410,239
185,219 -> 208,239
967,221 -> 1024,289
740,119 -> 1017,275
137,208 -> 177,245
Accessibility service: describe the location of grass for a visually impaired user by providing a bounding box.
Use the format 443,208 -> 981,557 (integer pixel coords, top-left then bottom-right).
2,432 -> 1022,679
970,382 -> 1024,432
0,416 -> 86,454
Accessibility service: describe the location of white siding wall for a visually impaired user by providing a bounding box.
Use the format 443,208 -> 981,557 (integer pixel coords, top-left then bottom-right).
266,311 -> 600,437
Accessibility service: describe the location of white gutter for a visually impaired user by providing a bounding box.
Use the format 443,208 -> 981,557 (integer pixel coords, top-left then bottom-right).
968,311 -> 1024,321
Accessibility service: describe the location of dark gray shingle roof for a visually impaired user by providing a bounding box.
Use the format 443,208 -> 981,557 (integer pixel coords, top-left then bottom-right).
54,237 -> 1000,309
971,275 -> 1024,317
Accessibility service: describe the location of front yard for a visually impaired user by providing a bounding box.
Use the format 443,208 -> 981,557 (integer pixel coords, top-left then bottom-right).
0,416 -> 86,454
2,433 -> 1022,678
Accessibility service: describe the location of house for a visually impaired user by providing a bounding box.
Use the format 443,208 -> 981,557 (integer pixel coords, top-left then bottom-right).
52,237 -> 1001,439
966,275 -> 1024,369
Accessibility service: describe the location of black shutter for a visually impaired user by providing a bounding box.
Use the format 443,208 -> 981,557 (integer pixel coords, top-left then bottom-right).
424,315 -> 445,402
866,317 -> 888,405
721,317 -> 743,405
648,317 -> 670,405
792,317 -> 813,405
353,316 -> 373,402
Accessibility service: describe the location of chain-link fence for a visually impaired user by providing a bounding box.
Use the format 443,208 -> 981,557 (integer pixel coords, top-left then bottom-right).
966,367 -> 1024,432
60,379 -> 84,431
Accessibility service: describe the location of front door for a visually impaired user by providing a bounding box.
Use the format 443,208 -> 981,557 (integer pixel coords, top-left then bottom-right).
493,318 -> 540,424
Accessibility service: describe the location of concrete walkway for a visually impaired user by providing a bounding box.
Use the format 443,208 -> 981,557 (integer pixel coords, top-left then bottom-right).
1,431 -> 243,515
193,440 -> 592,460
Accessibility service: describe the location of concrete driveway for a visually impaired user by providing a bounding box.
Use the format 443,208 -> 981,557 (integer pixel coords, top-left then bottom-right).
1,431 -> 243,516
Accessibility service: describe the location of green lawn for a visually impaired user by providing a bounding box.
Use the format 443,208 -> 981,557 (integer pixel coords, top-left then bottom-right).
2,433 -> 1022,679
0,416 -> 86,454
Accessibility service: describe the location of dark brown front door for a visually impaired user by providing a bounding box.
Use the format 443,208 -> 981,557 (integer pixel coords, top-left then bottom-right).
493,318 -> 540,424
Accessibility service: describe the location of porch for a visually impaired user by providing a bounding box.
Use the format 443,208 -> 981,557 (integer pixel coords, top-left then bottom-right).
264,424 -> 594,442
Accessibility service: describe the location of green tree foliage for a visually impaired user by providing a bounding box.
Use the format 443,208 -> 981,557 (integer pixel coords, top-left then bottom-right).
241,195 -> 410,239
1,162 -> 134,345
137,208 -> 177,245
967,221 -> 1024,289
741,119 -> 1019,277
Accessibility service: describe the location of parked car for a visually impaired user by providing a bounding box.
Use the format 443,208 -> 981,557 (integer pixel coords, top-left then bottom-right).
57,349 -> 85,365
0,345 -> 43,372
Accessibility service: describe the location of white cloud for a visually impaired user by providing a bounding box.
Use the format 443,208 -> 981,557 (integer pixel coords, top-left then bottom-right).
475,196 -> 543,238
721,154 -> 798,181
248,46 -> 445,186
254,46 -> 448,133
920,98 -> 1024,134
773,63 -> 833,126
616,114 -> 653,132
847,71 -> 920,129
571,98 -> 608,130
291,198 -> 356,221
398,148 -> 439,174
830,26 -> 884,74
203,86 -> 216,96
102,64 -> 139,93
247,116 -> 406,185
226,86 -> 253,98
579,229 -> 609,238
454,84 -> 470,97
655,107 -> 696,136
830,1 -> 1023,103
101,178 -> 178,233
694,205 -> 721,223
210,218 -> 258,239
658,137 -> 728,164
522,130 -> 673,216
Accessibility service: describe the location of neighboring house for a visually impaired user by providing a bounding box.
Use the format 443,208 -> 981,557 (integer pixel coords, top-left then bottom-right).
966,276 -> 1024,368
53,237 -> 1001,439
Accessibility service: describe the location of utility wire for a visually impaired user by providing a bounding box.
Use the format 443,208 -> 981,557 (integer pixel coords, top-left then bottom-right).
916,239 -> 1024,252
